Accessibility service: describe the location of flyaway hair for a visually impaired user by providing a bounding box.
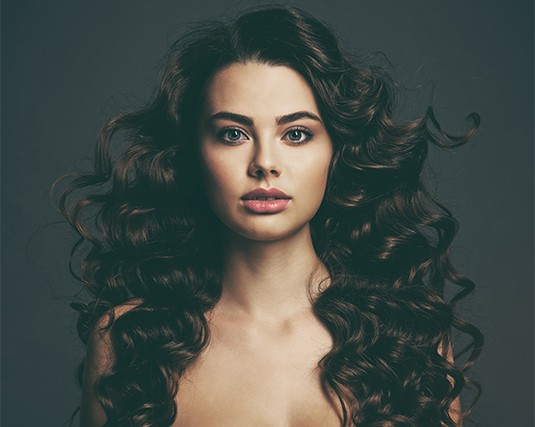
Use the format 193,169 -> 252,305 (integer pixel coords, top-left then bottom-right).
60,5 -> 483,426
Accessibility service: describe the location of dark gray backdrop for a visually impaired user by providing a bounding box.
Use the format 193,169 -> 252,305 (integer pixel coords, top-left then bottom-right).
3,1 -> 533,426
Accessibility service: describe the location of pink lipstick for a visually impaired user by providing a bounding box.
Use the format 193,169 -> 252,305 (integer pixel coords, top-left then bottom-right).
241,188 -> 291,214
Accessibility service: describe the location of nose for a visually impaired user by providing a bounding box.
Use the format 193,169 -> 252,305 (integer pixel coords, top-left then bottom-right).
247,139 -> 281,179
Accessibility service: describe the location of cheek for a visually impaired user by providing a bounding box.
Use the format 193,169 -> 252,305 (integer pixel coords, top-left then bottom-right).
295,148 -> 332,197
199,151 -> 240,206
203,161 -> 228,191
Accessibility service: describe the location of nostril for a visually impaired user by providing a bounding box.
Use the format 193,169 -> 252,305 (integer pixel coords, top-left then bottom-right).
249,163 -> 280,178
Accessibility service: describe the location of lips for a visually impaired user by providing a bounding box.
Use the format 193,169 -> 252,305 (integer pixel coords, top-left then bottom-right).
241,188 -> 291,214
241,188 -> 291,200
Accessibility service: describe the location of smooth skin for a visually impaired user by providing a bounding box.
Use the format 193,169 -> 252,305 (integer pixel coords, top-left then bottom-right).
175,62 -> 341,426
80,62 -> 462,426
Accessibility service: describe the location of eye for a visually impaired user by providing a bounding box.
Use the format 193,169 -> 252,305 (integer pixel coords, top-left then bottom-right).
284,127 -> 314,145
216,127 -> 249,145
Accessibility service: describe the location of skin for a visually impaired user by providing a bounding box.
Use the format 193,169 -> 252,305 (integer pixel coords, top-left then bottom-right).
79,62 -> 462,426
174,62 -> 342,426
196,61 -> 333,320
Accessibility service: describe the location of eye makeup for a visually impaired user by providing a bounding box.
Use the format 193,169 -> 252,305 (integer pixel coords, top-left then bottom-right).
215,125 -> 314,146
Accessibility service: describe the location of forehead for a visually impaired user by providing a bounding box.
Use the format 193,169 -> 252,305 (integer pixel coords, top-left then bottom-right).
201,62 -> 320,117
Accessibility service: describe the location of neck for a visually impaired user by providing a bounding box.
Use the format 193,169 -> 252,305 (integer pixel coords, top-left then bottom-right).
214,224 -> 329,323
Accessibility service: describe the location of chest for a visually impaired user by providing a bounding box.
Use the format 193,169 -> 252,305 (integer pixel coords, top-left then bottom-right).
172,319 -> 345,427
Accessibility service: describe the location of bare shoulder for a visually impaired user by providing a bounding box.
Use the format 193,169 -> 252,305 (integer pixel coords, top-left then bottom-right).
80,299 -> 142,427
438,339 -> 463,427
87,300 -> 142,365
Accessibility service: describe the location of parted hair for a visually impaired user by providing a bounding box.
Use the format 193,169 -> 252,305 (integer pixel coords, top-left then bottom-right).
61,5 -> 483,426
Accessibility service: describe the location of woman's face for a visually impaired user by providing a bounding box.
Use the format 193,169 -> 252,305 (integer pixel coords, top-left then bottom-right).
197,62 -> 333,241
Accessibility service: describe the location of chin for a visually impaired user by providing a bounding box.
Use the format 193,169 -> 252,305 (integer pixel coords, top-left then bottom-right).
224,218 -> 311,243
239,230 -> 295,242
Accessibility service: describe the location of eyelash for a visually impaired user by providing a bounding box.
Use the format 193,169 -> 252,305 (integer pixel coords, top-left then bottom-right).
216,126 -> 314,145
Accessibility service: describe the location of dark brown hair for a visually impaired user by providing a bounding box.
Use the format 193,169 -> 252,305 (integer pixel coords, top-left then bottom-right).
61,5 -> 483,426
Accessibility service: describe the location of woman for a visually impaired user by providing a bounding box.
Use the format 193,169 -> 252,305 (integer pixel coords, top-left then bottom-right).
61,5 -> 483,426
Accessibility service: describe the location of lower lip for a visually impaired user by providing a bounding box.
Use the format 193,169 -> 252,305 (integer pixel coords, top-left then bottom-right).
241,198 -> 291,213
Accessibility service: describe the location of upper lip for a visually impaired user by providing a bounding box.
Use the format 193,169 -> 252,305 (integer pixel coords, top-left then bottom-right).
241,188 -> 291,200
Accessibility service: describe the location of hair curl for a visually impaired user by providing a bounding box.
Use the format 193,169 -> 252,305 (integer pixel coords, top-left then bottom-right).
60,5 -> 483,426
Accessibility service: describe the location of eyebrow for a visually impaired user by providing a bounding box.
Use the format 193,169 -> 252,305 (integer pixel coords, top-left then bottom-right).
207,110 -> 323,126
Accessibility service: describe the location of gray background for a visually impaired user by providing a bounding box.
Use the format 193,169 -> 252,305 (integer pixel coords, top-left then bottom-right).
3,1 -> 533,426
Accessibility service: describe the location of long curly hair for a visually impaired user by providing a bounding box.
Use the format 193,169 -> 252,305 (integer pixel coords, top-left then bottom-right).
60,5 -> 483,426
